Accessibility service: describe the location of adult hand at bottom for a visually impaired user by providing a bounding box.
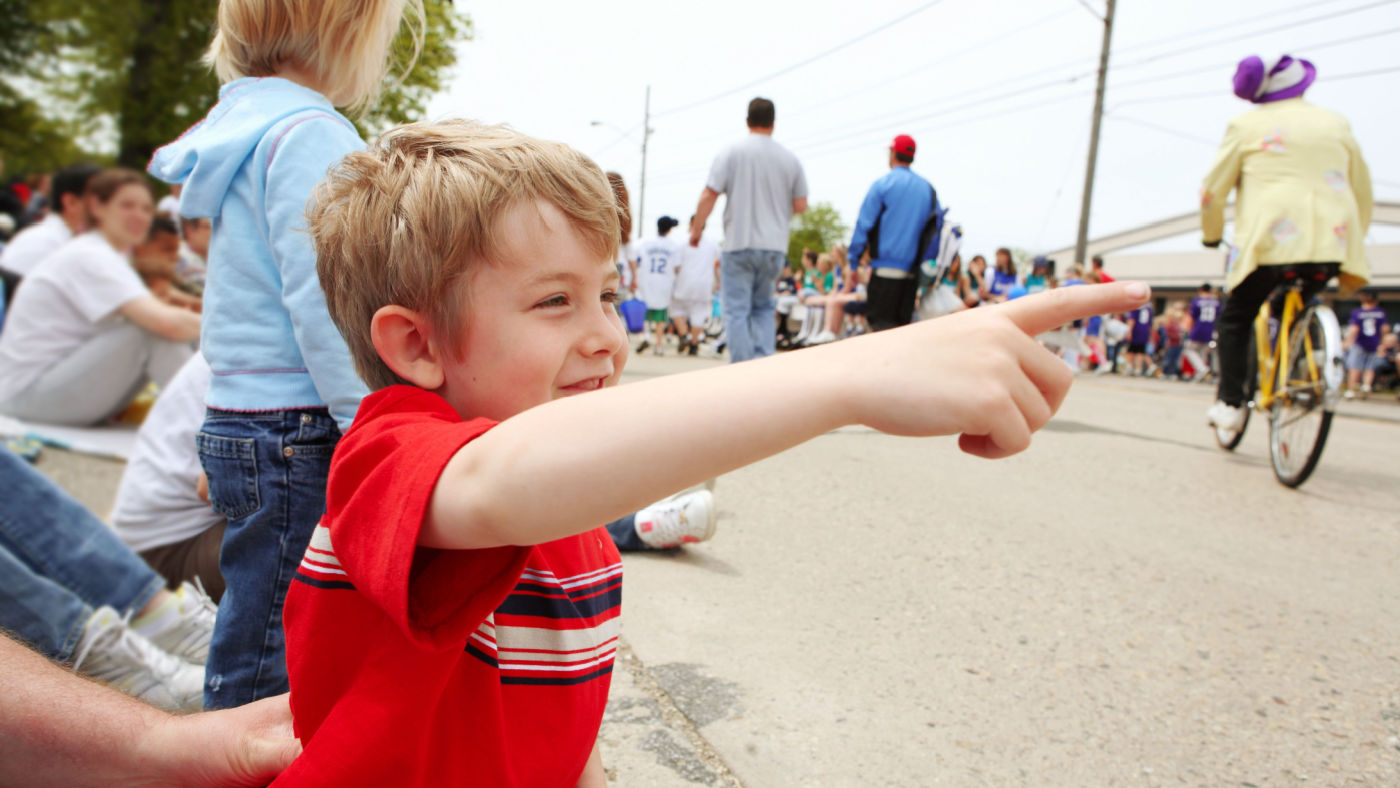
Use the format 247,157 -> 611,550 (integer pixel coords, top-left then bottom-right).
142,694 -> 302,787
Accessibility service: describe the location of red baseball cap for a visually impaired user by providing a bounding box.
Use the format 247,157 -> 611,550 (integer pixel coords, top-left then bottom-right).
890,134 -> 916,156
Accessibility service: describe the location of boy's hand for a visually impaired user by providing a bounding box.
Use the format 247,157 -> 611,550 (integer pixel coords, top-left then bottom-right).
835,282 -> 1150,458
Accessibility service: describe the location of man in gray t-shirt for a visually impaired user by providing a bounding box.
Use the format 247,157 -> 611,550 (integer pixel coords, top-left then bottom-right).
691,97 -> 808,363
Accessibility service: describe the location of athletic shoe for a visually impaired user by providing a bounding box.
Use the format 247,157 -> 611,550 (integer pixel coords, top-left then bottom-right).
651,345 -> 664,356
688,343 -> 699,356
635,340 -> 651,354
808,330 -> 838,345
1206,400 -> 1245,432
134,581 -> 217,665
1343,389 -> 1356,400
72,606 -> 204,713
634,489 -> 717,549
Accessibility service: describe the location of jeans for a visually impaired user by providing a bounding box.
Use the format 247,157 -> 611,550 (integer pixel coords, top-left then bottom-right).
197,407 -> 340,709
0,448 -> 164,660
720,249 -> 785,363
1163,345 -> 1183,378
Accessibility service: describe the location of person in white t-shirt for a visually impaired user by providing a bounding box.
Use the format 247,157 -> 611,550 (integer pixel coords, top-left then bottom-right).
672,214 -> 720,356
0,169 -> 200,426
0,162 -> 101,307
156,183 -> 182,224
111,353 -> 225,600
631,215 -> 684,355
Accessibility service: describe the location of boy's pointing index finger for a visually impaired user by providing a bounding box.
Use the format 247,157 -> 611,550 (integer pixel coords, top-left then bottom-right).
999,282 -> 1151,337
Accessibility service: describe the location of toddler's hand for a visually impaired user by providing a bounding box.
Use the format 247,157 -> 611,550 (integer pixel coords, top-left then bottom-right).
834,282 -> 1150,458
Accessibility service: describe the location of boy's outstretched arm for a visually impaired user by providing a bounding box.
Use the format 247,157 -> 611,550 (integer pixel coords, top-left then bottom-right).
423,282 -> 1150,551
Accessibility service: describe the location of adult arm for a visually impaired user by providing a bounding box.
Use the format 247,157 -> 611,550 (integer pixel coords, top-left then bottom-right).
792,196 -> 808,215
0,633 -> 300,787
422,283 -> 1152,550
119,294 -> 201,342
1200,120 -> 1244,245
264,116 -> 371,429
690,187 -> 720,247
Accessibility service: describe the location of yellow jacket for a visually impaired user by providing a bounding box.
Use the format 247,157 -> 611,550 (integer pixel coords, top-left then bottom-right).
1200,98 -> 1372,295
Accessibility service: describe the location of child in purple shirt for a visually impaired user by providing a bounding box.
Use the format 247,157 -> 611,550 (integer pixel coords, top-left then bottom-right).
1344,290 -> 1391,398
1184,283 -> 1220,382
1125,303 -> 1155,376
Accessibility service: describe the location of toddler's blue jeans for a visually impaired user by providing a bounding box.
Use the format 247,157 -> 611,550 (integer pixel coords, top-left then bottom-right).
197,407 -> 339,709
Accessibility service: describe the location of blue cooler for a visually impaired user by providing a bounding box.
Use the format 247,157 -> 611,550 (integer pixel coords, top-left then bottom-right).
620,298 -> 645,334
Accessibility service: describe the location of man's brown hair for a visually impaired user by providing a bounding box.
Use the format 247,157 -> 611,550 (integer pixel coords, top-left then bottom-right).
309,119 -> 622,390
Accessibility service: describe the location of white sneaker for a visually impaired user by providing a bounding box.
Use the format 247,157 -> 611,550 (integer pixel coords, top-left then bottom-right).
1206,400 -> 1245,432
72,606 -> 204,713
808,330 -> 838,345
634,490 -> 717,548
134,581 -> 217,665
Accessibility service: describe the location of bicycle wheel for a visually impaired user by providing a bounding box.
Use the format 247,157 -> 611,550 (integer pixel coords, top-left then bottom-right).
1215,326 -> 1256,451
1268,305 -> 1342,487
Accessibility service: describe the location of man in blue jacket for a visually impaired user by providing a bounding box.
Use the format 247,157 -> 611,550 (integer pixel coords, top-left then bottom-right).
847,134 -> 936,331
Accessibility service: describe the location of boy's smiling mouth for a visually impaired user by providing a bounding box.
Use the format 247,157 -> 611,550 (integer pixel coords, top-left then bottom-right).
558,376 -> 608,395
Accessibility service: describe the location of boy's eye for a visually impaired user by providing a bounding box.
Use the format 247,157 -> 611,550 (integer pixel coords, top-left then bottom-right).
536,294 -> 569,309
601,290 -> 619,305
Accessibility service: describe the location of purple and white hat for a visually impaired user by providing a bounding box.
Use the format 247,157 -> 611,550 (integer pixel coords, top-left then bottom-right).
1233,54 -> 1316,103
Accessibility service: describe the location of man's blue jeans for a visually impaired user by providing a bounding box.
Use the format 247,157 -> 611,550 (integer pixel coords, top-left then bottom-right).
720,249 -> 785,363
0,448 -> 165,660
197,408 -> 339,709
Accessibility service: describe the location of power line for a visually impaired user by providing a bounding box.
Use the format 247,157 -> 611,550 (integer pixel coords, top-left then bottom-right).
1112,64 -> 1400,109
1107,0 -> 1356,59
779,7 -> 1075,124
643,5 -> 1400,188
653,0 -> 949,118
1112,0 -> 1400,72
1106,114 -> 1217,146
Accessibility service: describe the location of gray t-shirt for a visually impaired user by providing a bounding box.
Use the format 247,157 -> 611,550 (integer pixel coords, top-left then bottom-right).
705,133 -> 808,253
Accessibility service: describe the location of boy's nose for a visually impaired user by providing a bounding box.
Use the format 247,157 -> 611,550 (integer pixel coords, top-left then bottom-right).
581,306 -> 626,357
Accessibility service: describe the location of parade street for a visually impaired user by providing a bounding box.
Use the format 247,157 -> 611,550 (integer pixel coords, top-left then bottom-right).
40,353 -> 1400,787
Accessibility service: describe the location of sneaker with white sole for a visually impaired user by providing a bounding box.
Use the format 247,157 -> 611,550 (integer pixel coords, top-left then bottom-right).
72,606 -> 204,713
634,489 -> 717,549
134,580 -> 217,665
807,330 -> 838,345
1206,400 -> 1245,432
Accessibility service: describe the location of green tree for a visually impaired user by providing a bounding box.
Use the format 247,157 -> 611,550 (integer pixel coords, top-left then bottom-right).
14,0 -> 470,171
0,0 -> 87,173
787,202 -> 848,269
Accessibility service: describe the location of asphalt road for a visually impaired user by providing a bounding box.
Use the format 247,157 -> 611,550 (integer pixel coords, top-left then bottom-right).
603,354 -> 1400,787
31,355 -> 1400,787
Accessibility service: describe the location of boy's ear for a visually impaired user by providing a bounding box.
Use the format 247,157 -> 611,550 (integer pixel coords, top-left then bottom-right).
370,305 -> 446,391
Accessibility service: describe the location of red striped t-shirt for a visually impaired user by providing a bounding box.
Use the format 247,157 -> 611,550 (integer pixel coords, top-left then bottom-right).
275,386 -> 622,787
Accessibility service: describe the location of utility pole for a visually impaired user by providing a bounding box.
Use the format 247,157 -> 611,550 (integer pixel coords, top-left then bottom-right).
638,85 -> 652,241
1074,0 -> 1115,265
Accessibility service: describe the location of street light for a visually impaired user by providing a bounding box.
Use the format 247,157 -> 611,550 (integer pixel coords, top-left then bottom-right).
590,86 -> 654,240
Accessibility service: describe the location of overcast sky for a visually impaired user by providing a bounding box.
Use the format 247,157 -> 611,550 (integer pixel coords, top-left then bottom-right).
427,0 -> 1400,257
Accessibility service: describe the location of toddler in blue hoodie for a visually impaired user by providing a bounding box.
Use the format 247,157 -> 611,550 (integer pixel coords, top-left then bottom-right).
147,0 -> 420,709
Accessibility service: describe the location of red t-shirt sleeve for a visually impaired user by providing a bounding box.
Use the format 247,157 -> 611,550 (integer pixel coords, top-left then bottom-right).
326,387 -> 531,651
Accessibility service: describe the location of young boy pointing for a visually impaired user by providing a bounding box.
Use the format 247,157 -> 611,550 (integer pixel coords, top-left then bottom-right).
278,120 -> 1150,786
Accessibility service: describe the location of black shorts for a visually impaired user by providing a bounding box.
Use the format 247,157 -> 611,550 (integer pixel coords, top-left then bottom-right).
1128,342 -> 1148,354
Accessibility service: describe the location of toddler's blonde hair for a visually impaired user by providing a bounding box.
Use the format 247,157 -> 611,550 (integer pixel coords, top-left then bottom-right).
206,0 -> 422,116
308,119 -> 623,390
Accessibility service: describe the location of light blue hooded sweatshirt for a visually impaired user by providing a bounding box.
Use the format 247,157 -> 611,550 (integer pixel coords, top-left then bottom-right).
148,77 -> 368,429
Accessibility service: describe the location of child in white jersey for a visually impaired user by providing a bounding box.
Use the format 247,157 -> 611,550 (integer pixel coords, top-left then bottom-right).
631,216 -> 684,355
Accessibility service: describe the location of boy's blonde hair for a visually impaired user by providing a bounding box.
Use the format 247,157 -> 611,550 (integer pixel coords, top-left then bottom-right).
309,119 -> 622,391
206,0 -> 422,116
